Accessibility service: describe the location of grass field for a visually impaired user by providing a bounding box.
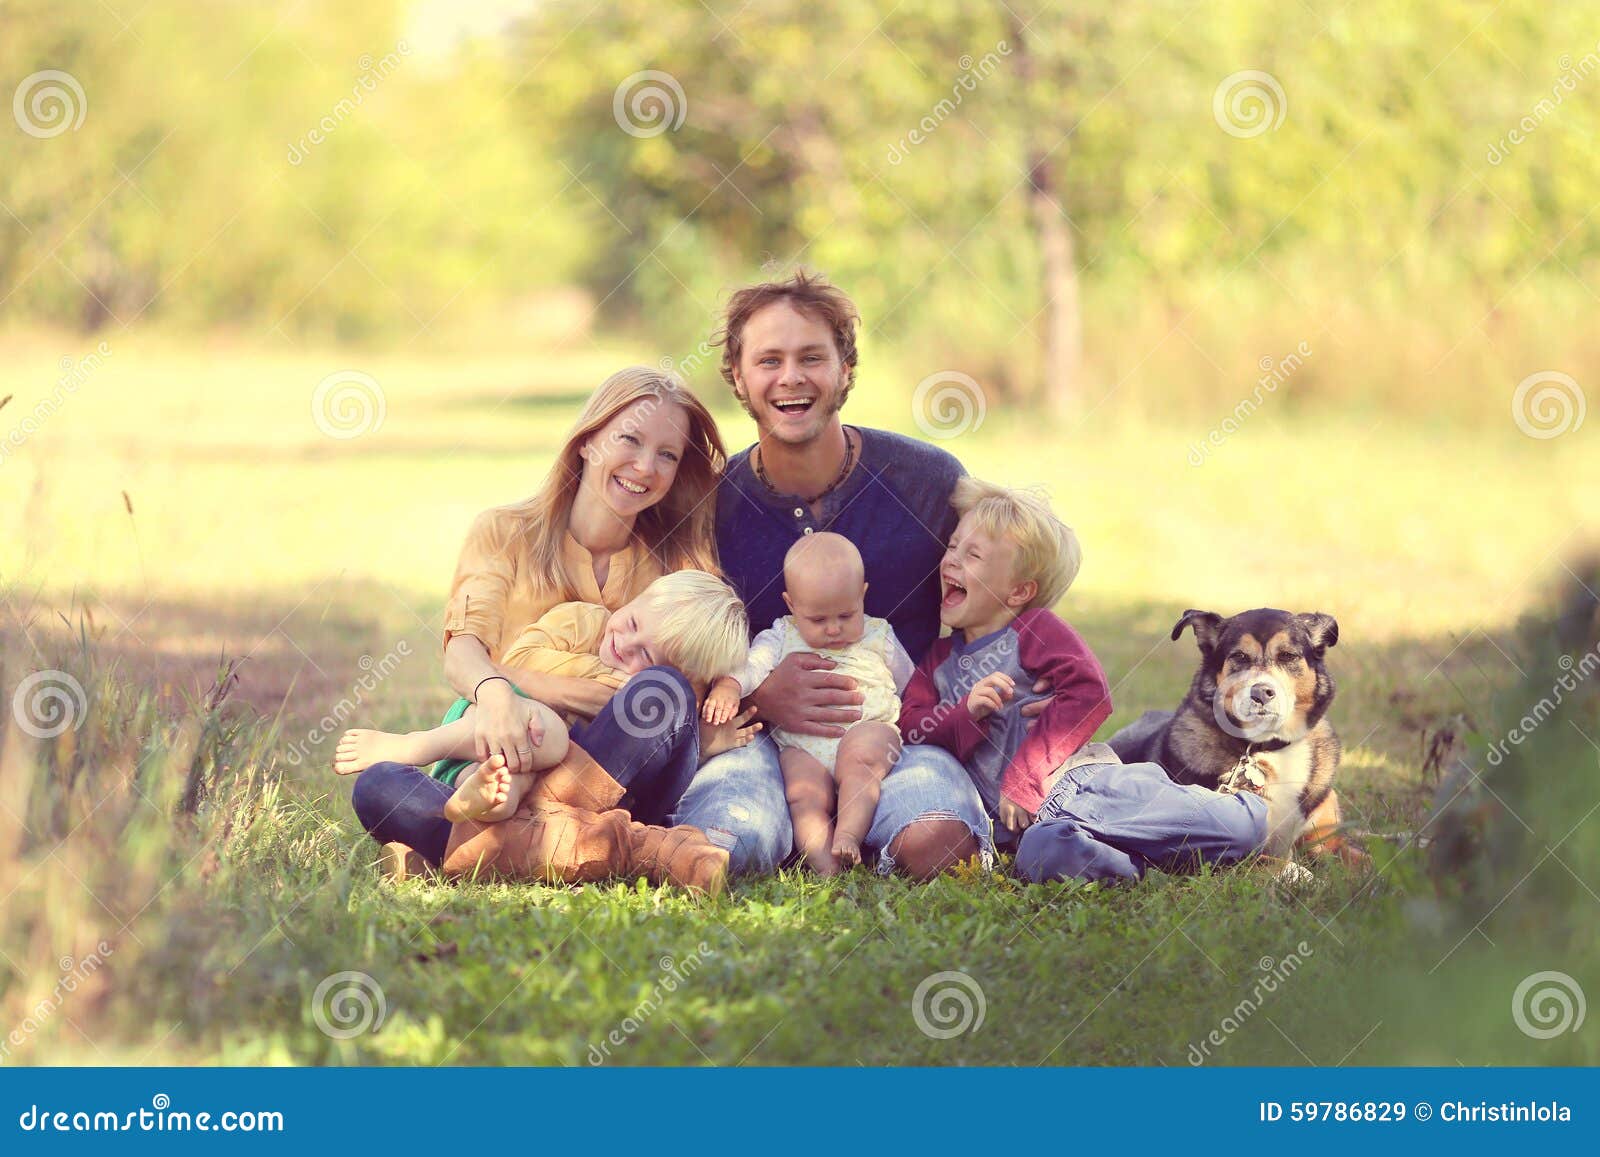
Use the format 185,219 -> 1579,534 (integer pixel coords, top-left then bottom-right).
1,332 -> 1597,1065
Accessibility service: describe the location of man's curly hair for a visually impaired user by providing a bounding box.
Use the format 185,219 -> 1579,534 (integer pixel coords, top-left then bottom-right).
714,269 -> 861,414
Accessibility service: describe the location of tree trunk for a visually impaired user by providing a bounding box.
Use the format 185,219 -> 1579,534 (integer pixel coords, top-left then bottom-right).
1008,11 -> 1081,415
1028,153 -> 1081,416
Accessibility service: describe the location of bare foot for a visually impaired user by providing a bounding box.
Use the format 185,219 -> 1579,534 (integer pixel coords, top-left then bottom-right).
806,848 -> 841,877
333,728 -> 432,775
444,756 -> 512,823
831,833 -> 862,869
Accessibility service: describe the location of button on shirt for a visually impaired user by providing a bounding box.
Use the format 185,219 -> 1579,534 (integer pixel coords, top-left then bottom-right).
715,426 -> 965,662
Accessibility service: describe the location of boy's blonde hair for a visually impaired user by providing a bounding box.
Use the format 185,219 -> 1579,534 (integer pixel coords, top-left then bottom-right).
637,570 -> 750,684
951,476 -> 1082,612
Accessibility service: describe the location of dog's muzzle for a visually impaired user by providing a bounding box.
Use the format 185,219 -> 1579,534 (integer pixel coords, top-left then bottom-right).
1214,681 -> 1288,741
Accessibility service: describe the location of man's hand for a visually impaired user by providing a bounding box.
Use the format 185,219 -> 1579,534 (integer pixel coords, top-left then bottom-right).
965,672 -> 1015,721
473,680 -> 546,775
749,652 -> 863,738
702,676 -> 743,727
1019,676 -> 1053,720
700,705 -> 763,761
998,793 -> 1036,833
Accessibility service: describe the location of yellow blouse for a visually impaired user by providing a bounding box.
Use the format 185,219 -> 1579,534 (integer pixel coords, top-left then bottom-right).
442,505 -> 664,665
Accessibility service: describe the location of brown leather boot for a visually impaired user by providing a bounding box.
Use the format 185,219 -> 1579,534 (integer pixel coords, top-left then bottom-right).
379,841 -> 435,883
441,742 -> 634,883
443,801 -> 631,883
529,743 -> 627,812
627,822 -> 729,897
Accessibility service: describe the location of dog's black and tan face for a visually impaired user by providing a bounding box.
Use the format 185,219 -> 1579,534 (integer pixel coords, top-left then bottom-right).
1171,608 -> 1338,745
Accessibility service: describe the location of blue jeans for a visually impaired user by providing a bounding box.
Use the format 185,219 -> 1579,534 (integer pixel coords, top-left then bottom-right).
351,665 -> 700,865
672,733 -> 994,876
1014,760 -> 1267,884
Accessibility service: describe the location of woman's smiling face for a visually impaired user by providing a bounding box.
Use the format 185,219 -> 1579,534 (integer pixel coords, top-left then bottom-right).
579,397 -> 692,518
733,301 -> 847,445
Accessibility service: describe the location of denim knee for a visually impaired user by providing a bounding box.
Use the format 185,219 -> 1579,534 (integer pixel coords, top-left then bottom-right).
673,735 -> 792,875
350,762 -> 419,835
1016,818 -> 1143,884
866,744 -> 994,875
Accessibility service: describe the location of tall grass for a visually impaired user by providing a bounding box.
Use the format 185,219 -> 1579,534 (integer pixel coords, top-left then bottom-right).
0,610 -> 289,1063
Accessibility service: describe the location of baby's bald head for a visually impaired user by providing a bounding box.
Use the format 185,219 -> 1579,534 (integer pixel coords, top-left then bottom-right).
781,533 -> 870,648
783,532 -> 864,595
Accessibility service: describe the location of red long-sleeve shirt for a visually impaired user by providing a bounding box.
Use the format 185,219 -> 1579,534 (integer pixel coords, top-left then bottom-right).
898,609 -> 1113,814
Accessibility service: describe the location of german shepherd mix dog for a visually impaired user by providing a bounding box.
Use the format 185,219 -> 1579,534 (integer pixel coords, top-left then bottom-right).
1110,608 -> 1362,866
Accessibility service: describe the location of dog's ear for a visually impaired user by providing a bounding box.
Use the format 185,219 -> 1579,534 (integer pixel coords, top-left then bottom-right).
1171,609 -> 1224,653
1296,612 -> 1339,653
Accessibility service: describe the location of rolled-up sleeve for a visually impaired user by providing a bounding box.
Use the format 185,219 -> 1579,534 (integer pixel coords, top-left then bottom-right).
443,509 -> 518,660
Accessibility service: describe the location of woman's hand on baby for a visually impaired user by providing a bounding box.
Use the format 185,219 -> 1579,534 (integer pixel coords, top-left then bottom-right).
750,652 -> 863,738
702,677 -> 743,726
966,672 -> 1015,720
473,680 -> 544,775
998,794 -> 1035,833
700,705 -> 762,762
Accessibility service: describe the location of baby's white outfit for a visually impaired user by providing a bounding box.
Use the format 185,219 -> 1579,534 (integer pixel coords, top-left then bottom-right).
733,615 -> 914,773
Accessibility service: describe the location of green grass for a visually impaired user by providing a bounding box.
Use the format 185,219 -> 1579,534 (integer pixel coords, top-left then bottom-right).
1,337 -> 1596,1065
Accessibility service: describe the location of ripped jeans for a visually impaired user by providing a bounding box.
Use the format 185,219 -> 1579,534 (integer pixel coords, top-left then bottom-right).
671,733 -> 994,876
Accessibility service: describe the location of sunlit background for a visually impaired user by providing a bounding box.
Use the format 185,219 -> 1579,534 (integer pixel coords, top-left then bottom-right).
0,0 -> 1596,1066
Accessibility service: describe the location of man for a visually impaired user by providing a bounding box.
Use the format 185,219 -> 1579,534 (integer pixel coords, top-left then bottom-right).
674,270 -> 1050,879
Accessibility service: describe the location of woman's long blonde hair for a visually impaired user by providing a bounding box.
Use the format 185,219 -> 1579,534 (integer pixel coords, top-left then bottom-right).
509,366 -> 726,599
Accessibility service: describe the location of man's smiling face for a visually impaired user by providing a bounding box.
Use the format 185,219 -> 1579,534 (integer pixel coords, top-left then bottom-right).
732,301 -> 847,446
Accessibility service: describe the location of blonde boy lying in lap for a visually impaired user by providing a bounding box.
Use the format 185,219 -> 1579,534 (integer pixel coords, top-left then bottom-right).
335,569 -> 755,824
704,534 -> 911,875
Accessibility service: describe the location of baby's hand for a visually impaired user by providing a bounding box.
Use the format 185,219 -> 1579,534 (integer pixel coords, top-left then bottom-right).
998,793 -> 1035,833
702,677 -> 742,726
966,672 -> 1015,720
700,705 -> 762,762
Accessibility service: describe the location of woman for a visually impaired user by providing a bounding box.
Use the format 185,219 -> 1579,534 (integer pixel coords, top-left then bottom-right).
350,366 -> 747,875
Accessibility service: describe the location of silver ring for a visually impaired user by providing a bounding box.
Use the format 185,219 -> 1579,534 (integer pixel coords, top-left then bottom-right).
515,746 -> 532,755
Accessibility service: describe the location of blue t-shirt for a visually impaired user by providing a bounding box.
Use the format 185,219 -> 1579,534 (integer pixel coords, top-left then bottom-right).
714,426 -> 964,662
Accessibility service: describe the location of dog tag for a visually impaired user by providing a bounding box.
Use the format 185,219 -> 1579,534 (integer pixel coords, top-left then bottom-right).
1220,753 -> 1268,795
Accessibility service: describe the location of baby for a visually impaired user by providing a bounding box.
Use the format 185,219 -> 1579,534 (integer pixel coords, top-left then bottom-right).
704,533 -> 911,875
335,569 -> 751,825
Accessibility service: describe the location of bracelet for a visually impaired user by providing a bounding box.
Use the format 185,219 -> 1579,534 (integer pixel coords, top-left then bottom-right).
472,675 -> 512,704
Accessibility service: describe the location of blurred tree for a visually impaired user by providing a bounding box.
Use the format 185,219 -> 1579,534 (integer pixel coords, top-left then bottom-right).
0,0 -> 1594,396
